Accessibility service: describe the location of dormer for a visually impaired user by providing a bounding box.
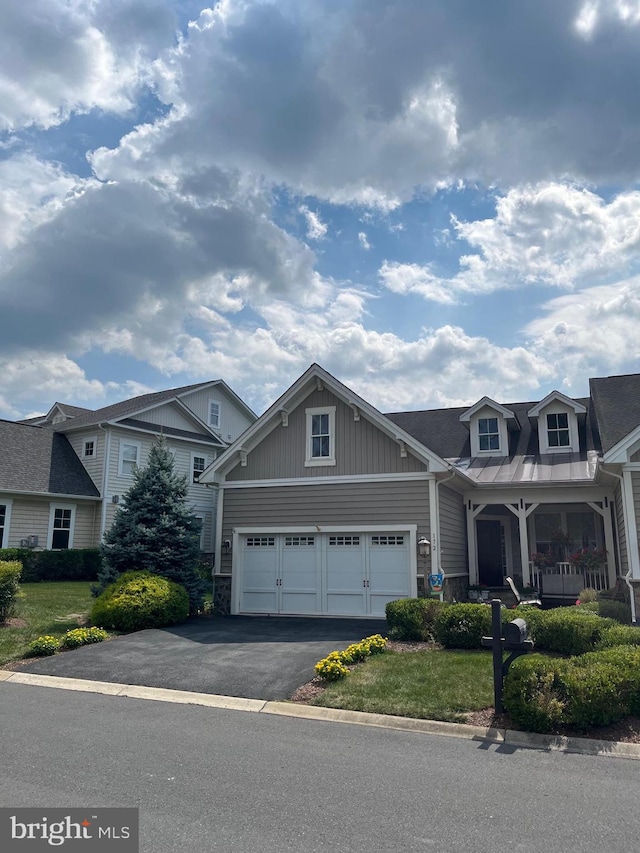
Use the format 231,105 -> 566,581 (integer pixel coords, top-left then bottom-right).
459,397 -> 519,458
527,391 -> 586,454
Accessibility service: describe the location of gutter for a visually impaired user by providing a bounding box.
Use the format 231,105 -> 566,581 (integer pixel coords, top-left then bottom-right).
599,466 -> 637,625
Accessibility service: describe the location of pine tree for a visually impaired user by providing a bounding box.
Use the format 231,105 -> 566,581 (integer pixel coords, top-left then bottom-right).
95,437 -> 206,612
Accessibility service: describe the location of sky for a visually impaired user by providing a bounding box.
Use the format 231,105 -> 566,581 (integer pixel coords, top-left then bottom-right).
3,0 -> 640,420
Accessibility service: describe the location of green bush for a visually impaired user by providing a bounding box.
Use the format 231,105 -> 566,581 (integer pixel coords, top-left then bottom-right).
90,571 -> 189,632
60,627 -> 109,649
0,548 -> 101,582
596,624 -> 640,649
503,654 -> 567,733
386,597 -> 444,641
521,607 -> 615,656
578,588 -> 598,603
597,599 -> 632,625
0,560 -> 22,622
27,635 -> 61,657
434,603 -> 492,649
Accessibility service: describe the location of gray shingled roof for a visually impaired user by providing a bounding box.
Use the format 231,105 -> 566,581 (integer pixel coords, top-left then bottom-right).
0,421 -> 100,496
589,374 -> 640,453
119,418 -> 225,444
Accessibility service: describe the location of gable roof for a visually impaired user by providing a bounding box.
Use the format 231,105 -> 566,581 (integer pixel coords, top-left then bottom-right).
459,396 -> 519,425
527,390 -> 587,418
0,421 -> 100,497
590,373 -> 640,455
204,363 -> 451,479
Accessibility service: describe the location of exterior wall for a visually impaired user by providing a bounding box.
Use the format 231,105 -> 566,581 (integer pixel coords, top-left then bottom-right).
227,388 -> 427,481
219,479 -> 431,574
536,401 -> 580,454
64,429 -> 105,490
1,496 -> 99,549
134,402 -> 208,433
468,404 -> 509,458
632,472 -> 640,563
438,484 -> 467,575
614,479 -> 628,576
179,386 -> 254,443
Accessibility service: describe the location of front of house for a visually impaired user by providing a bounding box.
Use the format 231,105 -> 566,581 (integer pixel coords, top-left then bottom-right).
202,364 -> 640,621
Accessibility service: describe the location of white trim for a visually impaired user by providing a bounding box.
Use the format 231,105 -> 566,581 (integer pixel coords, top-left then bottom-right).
233,524 -> 416,534
221,472 -> 434,489
0,490 -> 99,501
537,404 -> 579,454
215,484 -> 224,571
624,463 -> 640,470
208,398 -> 222,431
527,390 -> 586,417
469,411 -> 509,458
623,469 -> 640,580
460,396 -> 517,423
0,498 -> 13,548
191,451 -> 208,484
118,439 -> 141,477
462,486 -> 612,505
305,406 -> 336,467
194,514 -> 206,550
106,421 -> 224,448
82,435 -> 98,459
47,503 -> 76,550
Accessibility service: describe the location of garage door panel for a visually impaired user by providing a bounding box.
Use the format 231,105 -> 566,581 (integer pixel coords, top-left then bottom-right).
325,536 -> 366,615
326,593 -> 367,616
281,536 -> 321,613
241,537 -> 278,612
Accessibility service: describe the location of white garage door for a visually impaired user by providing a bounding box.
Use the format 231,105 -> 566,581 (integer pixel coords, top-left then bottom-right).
239,532 -> 410,617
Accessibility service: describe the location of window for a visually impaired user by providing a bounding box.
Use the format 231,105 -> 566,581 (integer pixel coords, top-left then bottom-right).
192,455 -> 206,483
83,436 -> 97,458
547,412 -> 570,448
208,400 -> 221,430
285,536 -> 315,546
478,417 -> 500,451
246,537 -> 275,547
533,511 -> 599,561
329,536 -> 360,546
194,515 -> 205,550
119,441 -> 141,476
371,535 -> 405,546
305,407 -> 336,466
0,504 -> 6,548
49,506 -> 74,550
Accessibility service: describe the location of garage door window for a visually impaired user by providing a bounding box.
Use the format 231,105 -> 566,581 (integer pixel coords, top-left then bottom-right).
329,535 -> 360,546
285,536 -> 315,546
246,537 -> 275,547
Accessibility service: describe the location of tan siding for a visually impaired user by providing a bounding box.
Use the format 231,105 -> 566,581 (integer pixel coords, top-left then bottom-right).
439,485 -> 467,574
65,429 -> 105,490
227,388 -> 427,481
219,480 -> 430,573
180,386 -> 254,443
615,480 -> 628,575
72,503 -> 98,548
2,497 -> 99,549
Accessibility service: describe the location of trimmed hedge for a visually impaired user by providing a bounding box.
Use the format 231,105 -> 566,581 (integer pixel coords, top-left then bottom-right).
90,571 -> 189,632
0,560 -> 22,622
0,548 -> 101,582
433,603 -> 492,649
504,645 -> 640,732
386,597 -> 445,641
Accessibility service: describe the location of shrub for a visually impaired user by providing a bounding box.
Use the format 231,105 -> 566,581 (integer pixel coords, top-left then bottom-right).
503,654 -> 567,733
596,624 -> 640,650
0,560 -> 22,622
27,635 -> 61,657
434,603 -> 492,649
0,548 -> 101,582
522,607 -> 615,656
361,634 -> 387,655
60,627 -> 109,649
386,597 -> 444,641
90,571 -> 189,632
315,651 -> 349,681
597,599 -> 632,625
578,587 -> 598,604
341,643 -> 370,664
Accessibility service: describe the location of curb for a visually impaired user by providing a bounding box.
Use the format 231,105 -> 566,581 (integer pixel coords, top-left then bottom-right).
3,671 -> 640,760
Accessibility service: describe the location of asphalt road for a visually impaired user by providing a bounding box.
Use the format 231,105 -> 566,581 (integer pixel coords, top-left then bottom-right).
1,682 -> 639,853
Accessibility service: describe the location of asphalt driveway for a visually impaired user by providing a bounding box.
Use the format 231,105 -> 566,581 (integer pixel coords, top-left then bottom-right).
18,616 -> 388,700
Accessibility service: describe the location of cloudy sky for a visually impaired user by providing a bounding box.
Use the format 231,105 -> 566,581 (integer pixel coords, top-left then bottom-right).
3,0 -> 640,420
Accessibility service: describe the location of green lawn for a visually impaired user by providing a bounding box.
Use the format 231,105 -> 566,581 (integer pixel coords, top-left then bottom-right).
0,582 -> 94,665
311,649 -> 494,722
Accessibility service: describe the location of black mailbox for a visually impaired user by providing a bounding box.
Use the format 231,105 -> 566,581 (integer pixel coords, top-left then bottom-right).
503,618 -> 528,647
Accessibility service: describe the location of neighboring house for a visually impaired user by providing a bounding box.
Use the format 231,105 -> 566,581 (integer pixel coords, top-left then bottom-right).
1,381 -> 256,559
201,364 -> 640,621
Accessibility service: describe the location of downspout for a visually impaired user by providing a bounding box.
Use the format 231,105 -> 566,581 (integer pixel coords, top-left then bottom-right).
600,467 -> 637,625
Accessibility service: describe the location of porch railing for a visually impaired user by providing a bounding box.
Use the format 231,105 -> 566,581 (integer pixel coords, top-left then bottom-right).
529,562 -> 609,595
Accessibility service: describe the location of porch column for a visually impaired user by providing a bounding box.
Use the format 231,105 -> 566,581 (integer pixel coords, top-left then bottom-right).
506,501 -> 539,588
589,498 -> 618,589
466,502 -> 486,586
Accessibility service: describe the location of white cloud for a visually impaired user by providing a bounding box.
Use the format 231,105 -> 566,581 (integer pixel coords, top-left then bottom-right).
299,205 -> 328,240
358,231 -> 372,250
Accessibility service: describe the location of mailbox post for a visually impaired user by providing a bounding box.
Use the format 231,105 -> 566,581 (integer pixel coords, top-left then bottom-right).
481,599 -> 534,713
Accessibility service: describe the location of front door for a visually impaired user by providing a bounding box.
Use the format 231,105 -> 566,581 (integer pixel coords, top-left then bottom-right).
476,519 -> 504,587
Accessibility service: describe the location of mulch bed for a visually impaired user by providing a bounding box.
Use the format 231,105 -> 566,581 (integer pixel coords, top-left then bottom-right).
290,640 -> 640,744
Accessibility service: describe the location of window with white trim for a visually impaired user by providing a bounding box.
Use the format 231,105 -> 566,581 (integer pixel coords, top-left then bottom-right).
329,535 -> 360,546
194,515 -> 205,550
547,412 -> 570,448
83,436 -> 97,458
192,454 -> 206,483
119,441 -> 141,476
208,400 -> 221,430
305,406 -> 336,466
246,537 -> 275,547
285,536 -> 315,546
478,417 -> 500,451
49,506 -> 74,550
371,535 -> 405,546
0,504 -> 6,548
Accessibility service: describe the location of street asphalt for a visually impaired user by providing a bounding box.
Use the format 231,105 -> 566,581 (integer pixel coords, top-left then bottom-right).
18,615 -> 388,699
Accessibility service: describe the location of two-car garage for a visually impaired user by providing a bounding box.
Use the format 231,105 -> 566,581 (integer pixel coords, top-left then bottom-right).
234,527 -> 416,617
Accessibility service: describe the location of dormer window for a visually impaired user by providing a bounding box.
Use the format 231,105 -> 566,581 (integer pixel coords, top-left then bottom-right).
478,418 -> 500,451
547,413 -> 570,448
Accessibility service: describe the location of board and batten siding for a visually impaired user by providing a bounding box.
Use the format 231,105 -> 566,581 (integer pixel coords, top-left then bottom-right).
64,429 -> 105,490
614,479 -> 628,576
4,497 -> 98,549
180,386 -> 254,443
438,485 -> 467,575
219,480 -> 430,573
227,389 -> 427,481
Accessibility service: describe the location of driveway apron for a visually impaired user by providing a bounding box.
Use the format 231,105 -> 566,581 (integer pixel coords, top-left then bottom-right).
17,616 -> 388,700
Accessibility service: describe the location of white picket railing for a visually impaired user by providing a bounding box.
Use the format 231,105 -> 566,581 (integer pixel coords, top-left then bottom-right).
530,562 -> 609,594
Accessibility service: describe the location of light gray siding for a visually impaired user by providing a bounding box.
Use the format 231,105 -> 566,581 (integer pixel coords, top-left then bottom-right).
632,472 -> 640,557
227,389 -> 427,481
135,402 -> 208,432
219,480 -> 430,574
64,429 -> 105,490
2,497 -> 99,549
180,386 -> 254,443
438,485 -> 467,575
614,480 -> 628,575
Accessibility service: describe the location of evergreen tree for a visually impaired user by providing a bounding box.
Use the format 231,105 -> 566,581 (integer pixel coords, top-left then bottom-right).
95,437 -> 206,612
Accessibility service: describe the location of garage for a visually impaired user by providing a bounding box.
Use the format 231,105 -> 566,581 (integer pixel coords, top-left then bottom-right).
236,529 -> 414,617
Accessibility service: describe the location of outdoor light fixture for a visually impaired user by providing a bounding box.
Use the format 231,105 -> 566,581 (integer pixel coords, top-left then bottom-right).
417,536 -> 431,557
222,539 -> 232,555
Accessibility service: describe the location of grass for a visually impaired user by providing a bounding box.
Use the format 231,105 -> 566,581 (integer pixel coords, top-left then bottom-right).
311,649 -> 494,722
0,582 -> 94,665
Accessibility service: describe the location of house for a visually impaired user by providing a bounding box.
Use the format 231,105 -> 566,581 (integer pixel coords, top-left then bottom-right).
200,363 -> 640,622
0,381 -> 256,558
